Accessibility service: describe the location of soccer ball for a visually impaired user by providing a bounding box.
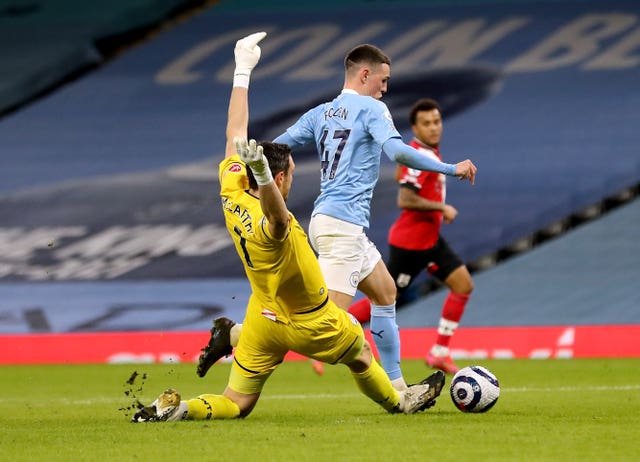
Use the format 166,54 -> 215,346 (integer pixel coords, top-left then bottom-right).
450,365 -> 500,413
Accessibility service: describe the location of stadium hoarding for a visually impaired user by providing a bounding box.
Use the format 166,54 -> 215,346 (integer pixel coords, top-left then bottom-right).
2,325 -> 639,364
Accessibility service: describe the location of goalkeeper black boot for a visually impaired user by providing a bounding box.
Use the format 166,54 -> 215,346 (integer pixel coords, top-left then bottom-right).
197,317 -> 236,377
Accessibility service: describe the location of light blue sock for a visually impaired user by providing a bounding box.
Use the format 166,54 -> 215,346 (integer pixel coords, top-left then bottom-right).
369,303 -> 402,381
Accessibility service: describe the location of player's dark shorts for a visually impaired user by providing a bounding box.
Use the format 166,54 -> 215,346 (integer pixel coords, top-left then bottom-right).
387,236 -> 463,297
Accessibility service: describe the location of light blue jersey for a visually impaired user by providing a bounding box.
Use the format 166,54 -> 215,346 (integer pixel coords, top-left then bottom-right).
280,90 -> 400,228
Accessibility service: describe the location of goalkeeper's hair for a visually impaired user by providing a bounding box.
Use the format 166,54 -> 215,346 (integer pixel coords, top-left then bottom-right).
409,98 -> 442,125
344,44 -> 390,74
246,141 -> 292,190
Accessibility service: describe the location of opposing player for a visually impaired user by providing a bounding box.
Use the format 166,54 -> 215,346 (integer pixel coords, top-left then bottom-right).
349,98 -> 474,374
132,32 -> 445,423
272,44 -> 476,389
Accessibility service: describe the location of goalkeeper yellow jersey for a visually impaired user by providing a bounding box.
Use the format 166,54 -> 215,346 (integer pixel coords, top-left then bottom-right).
219,155 -> 328,323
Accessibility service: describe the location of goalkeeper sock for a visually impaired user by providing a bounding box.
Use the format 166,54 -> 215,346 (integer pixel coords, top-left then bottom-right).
370,303 -> 404,384
351,360 -> 400,413
186,394 -> 241,420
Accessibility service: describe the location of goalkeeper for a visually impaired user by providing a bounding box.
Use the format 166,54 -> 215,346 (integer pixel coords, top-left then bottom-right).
133,32 -> 444,422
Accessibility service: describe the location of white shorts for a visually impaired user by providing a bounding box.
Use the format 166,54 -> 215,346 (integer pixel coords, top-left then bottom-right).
308,214 -> 382,297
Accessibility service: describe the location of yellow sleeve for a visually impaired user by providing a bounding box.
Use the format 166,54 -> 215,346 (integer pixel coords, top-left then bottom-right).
256,212 -> 292,244
219,155 -> 249,194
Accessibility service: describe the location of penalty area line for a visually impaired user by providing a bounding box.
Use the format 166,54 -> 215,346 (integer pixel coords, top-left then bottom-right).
263,384 -> 640,400
4,384 -> 638,406
266,384 -> 640,400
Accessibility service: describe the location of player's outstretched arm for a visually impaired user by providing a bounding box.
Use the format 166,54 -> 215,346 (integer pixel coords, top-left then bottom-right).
225,87 -> 249,159
272,131 -> 305,151
235,137 -> 290,240
383,138 -> 477,185
383,138 -> 455,175
224,32 -> 267,159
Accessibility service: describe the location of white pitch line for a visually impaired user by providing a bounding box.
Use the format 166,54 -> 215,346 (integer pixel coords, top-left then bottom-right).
1,384 -> 638,406
263,384 -> 640,400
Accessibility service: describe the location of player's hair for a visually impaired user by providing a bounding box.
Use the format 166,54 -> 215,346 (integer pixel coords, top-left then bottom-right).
409,98 -> 442,125
246,141 -> 292,190
344,44 -> 391,73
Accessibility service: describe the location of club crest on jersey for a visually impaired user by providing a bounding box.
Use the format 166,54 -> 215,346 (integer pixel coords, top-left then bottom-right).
229,163 -> 242,173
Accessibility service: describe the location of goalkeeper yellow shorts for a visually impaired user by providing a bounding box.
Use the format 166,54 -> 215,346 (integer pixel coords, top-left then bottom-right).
228,298 -> 364,394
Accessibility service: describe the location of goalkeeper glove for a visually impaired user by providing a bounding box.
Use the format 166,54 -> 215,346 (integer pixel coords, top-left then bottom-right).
235,137 -> 273,186
233,31 -> 267,88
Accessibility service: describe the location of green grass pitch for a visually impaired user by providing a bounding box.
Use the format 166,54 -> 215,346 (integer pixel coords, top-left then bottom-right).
2,358 -> 639,461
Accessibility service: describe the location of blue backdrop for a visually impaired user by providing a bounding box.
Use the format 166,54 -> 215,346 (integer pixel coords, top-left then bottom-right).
1,0 -> 638,332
